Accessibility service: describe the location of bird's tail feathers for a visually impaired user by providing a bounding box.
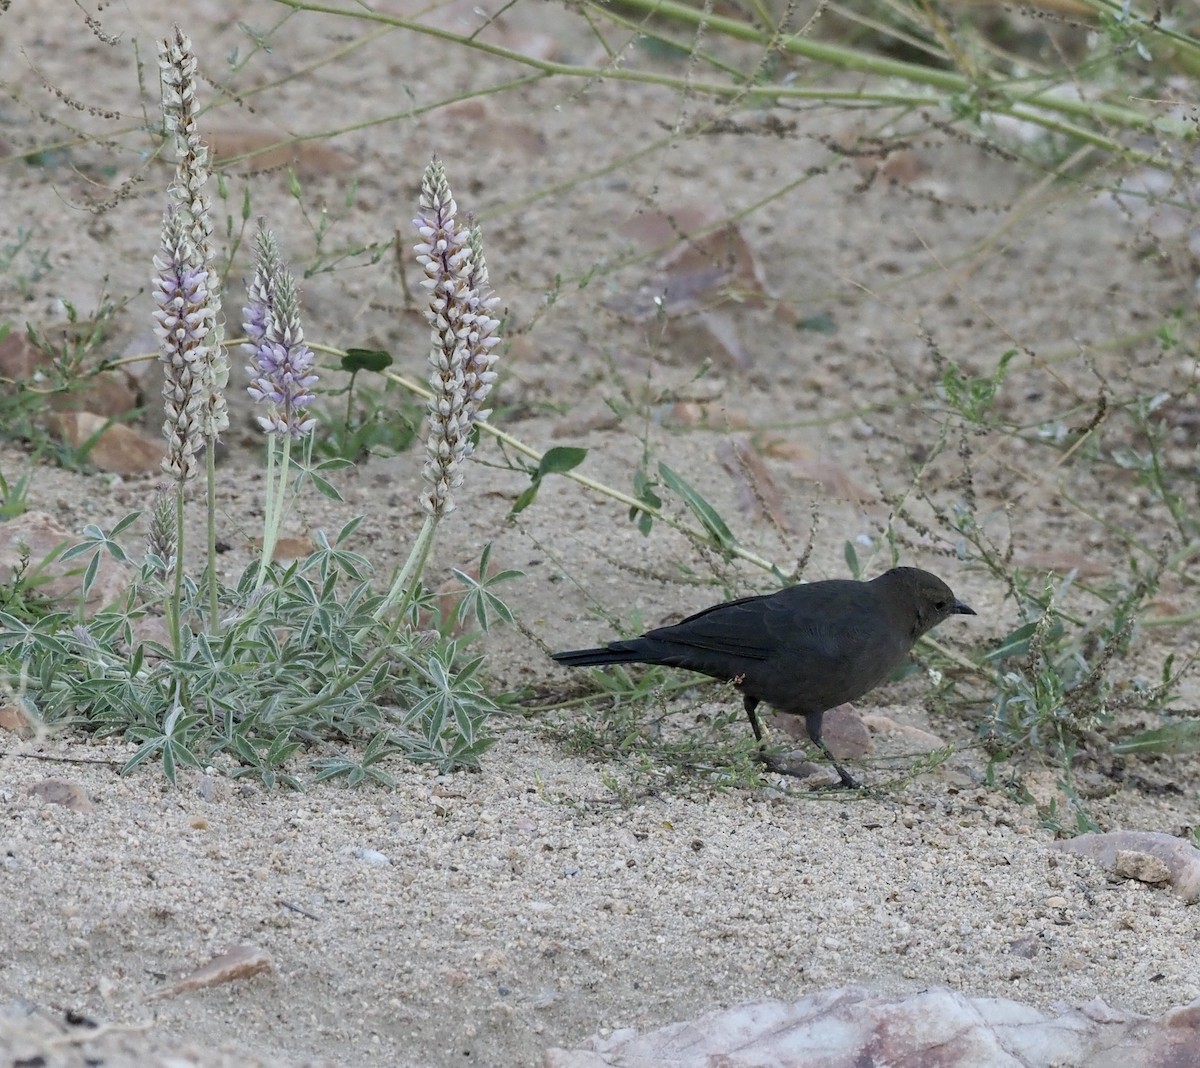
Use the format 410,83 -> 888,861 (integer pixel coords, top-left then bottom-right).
551,645 -> 645,667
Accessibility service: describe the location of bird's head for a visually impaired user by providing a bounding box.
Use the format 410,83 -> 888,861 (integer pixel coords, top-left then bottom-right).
880,566 -> 976,639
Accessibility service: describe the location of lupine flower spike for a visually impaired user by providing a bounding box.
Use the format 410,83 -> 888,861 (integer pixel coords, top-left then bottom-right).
243,224 -> 318,590
158,25 -> 228,440
146,483 -> 177,578
152,205 -> 210,483
153,24 -> 235,645
376,160 -> 502,620
413,158 -> 501,516
244,225 -> 319,438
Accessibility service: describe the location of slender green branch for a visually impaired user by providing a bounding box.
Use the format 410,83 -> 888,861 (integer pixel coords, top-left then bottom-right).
255,434 -> 294,591
271,0 -> 1176,148
307,343 -> 783,575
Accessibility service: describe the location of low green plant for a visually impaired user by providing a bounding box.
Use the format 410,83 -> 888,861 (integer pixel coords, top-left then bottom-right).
0,295 -> 136,466
0,32 -> 514,787
0,469 -> 30,521
0,227 -> 52,296
0,547 -> 58,623
920,341 -> 1197,814
313,347 -> 422,462
1,524 -> 507,785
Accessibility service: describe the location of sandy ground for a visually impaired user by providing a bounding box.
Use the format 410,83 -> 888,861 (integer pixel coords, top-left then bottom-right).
2,0 -> 1200,1065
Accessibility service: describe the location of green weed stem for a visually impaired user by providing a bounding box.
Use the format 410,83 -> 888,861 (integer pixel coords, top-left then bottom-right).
271,0 -> 1178,157
308,345 -> 784,575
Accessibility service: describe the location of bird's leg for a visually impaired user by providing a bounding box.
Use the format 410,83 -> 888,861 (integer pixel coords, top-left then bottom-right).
742,696 -> 814,781
743,695 -> 790,775
742,694 -> 766,744
743,696 -> 861,788
805,712 -> 861,790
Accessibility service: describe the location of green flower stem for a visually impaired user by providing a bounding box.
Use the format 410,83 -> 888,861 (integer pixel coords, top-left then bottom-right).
377,512 -> 437,620
168,483 -> 185,657
256,436 -> 278,590
255,433 -> 294,591
205,439 -> 219,631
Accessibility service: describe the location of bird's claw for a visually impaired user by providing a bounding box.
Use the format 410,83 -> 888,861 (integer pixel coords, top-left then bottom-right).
758,752 -> 864,791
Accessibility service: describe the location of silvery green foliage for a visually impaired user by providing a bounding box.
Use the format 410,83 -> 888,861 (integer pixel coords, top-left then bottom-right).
0,518 -> 510,787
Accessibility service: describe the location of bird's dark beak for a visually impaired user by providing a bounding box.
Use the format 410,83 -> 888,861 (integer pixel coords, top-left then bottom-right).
953,600 -> 976,616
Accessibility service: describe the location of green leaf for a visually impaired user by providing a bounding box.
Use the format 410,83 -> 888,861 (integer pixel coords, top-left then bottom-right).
266,731 -> 303,765
81,552 -> 100,600
309,473 -> 344,502
536,446 -> 588,477
105,540 -> 131,565
342,348 -> 394,374
336,515 -> 365,544
844,540 -> 861,579
507,448 -> 587,518
315,458 -> 355,474
628,469 -> 661,536
1113,721 -> 1200,756
486,568 -> 523,586
108,511 -> 142,539
478,542 -> 495,574
509,481 -> 540,517
61,538 -> 97,561
658,462 -> 737,550
984,619 -> 1065,662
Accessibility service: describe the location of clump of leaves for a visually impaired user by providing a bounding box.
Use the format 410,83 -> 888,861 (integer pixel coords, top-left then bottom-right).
314,347 -> 422,462
0,519 -> 516,787
0,37 -> 517,790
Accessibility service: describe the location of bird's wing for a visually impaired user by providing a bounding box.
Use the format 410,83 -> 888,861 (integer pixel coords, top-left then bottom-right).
644,594 -> 775,659
646,592 -> 847,663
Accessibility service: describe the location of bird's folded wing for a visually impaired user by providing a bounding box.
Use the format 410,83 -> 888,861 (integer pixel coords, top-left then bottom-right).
647,595 -> 845,664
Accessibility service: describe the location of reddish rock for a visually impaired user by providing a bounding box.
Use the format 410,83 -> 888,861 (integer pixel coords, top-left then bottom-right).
50,411 -> 164,476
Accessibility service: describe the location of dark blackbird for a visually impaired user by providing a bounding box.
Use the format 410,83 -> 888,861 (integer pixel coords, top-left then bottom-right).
552,567 -> 975,787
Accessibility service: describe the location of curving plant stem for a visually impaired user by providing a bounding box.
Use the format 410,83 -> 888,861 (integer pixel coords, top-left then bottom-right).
270,0 -> 1179,157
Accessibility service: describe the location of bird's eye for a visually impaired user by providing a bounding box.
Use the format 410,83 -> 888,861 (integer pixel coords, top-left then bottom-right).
935,600 -> 949,612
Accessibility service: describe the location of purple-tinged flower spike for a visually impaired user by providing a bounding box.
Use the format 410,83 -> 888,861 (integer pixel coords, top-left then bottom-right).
244,225 -> 319,439
153,204 -> 212,482
413,159 -> 501,517
159,25 -> 228,440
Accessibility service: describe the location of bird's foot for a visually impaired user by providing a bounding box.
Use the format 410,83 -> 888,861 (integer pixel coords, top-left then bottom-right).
757,752 -> 864,791
831,764 -> 863,791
